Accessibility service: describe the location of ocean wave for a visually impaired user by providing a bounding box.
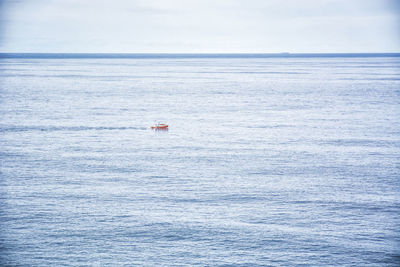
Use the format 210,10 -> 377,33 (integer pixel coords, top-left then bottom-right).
0,125 -> 146,132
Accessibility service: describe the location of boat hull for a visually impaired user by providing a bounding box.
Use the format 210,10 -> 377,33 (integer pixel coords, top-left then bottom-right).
151,124 -> 168,130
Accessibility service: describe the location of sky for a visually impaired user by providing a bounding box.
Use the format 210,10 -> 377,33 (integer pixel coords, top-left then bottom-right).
0,0 -> 399,53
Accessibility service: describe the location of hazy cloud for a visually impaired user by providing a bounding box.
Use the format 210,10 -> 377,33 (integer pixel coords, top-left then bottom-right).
0,0 -> 399,52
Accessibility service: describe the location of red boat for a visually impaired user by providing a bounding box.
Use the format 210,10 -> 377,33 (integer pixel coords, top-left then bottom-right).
151,123 -> 168,130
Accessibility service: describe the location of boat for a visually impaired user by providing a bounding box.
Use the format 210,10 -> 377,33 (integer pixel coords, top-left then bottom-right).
151,123 -> 168,130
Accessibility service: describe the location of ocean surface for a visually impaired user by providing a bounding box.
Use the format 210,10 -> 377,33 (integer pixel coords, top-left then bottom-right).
0,54 -> 399,266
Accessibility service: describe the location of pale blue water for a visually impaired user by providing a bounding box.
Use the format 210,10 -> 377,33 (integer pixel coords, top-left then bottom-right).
1,55 -> 400,266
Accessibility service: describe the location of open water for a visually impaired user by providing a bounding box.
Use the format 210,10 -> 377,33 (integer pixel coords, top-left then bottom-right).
0,54 -> 400,266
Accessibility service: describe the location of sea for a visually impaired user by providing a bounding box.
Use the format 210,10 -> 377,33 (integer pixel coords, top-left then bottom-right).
0,53 -> 399,266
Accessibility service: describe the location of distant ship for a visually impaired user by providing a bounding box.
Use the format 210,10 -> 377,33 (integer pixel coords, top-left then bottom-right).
151,123 -> 168,130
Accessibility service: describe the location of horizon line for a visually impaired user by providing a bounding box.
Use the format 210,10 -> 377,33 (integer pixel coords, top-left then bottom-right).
1,52 -> 400,59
